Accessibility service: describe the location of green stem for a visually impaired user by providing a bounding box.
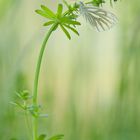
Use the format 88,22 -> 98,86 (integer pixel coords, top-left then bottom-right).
32,23 -> 58,140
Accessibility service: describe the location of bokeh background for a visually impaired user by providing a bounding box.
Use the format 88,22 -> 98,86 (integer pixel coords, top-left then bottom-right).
0,0 -> 140,140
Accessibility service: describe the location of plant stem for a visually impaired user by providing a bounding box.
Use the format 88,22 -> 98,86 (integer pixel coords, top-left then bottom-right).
32,23 -> 58,140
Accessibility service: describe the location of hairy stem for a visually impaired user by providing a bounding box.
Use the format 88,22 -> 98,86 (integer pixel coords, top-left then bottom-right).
32,23 -> 58,140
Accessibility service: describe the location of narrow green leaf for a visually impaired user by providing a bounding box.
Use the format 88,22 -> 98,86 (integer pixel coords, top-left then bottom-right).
16,90 -> 31,101
63,24 -> 79,36
43,21 -> 54,26
41,5 -> 56,18
48,134 -> 64,140
67,20 -> 81,25
10,102 -> 25,110
29,110 -> 38,118
53,24 -> 59,31
35,10 -> 53,19
67,14 -> 78,20
60,25 -> 71,40
61,17 -> 81,25
21,90 -> 30,100
15,92 -> 23,99
57,4 -> 63,16
38,134 -> 46,140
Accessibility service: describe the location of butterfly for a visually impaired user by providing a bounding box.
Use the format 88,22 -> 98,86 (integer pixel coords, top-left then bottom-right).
77,2 -> 118,31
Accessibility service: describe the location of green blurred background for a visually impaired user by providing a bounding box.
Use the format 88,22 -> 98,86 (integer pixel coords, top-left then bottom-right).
0,0 -> 140,140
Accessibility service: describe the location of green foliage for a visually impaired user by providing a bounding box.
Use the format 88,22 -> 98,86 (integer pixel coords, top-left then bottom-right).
16,90 -> 31,101
38,134 -> 46,140
11,90 -> 47,118
35,4 -> 81,40
47,134 -> 64,140
37,134 -> 64,140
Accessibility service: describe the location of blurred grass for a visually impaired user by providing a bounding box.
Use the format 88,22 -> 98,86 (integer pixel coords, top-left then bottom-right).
0,0 -> 140,140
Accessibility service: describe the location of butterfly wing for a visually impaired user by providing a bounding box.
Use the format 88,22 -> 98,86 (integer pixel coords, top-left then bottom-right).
79,2 -> 118,31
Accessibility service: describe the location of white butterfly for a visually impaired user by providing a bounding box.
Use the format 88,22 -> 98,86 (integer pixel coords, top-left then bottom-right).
78,2 -> 118,31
